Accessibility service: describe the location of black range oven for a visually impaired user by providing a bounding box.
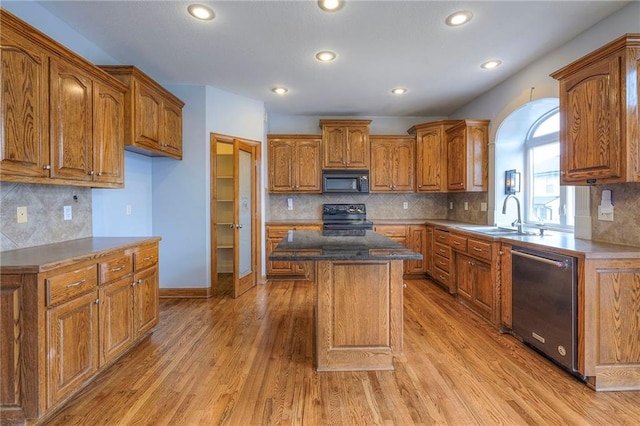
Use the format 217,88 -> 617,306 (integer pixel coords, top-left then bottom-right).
322,203 -> 373,236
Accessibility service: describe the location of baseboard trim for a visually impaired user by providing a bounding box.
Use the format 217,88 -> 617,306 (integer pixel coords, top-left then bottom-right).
160,287 -> 213,299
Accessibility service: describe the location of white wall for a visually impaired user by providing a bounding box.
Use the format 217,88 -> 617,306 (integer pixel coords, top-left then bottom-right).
267,114 -> 442,135
93,152 -> 153,236
151,86 -> 265,289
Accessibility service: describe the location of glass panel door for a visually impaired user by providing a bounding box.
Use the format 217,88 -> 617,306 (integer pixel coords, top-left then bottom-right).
233,140 -> 256,297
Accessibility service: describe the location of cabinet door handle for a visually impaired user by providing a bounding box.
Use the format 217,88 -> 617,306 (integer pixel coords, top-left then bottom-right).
66,279 -> 86,288
110,266 -> 125,272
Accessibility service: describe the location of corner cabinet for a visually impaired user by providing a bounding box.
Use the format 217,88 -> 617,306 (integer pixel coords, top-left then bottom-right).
267,135 -> 322,193
0,237 -> 160,425
320,119 -> 371,169
0,9 -> 126,188
370,135 -> 415,192
99,65 -> 185,160
551,34 -> 640,185
408,120 -> 459,192
446,119 -> 489,192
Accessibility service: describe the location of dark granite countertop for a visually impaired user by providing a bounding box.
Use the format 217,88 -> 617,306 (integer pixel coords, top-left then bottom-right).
269,230 -> 422,261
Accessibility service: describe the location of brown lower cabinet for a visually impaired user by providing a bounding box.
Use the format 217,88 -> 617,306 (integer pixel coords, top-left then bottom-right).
373,223 -> 427,277
0,238 -> 160,424
266,224 -> 322,278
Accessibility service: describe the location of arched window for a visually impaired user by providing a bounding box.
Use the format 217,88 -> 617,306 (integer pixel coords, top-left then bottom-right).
524,109 -> 574,229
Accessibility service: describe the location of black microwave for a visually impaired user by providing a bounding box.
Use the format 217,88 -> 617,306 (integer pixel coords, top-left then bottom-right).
322,170 -> 369,194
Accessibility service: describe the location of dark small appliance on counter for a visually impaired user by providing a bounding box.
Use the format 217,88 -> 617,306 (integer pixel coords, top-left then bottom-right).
322,170 -> 369,194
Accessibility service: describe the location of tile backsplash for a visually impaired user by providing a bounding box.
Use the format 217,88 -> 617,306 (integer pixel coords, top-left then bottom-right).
590,183 -> 640,247
268,193 -> 448,221
0,183 -> 92,251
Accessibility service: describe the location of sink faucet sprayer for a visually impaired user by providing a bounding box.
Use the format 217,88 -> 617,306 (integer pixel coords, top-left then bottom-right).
502,195 -> 523,234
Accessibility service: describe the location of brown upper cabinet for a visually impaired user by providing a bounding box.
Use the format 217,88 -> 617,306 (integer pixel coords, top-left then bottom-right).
408,120 -> 459,192
551,34 -> 640,185
268,135 -> 322,193
0,10 -> 127,188
370,135 -> 415,192
320,119 -> 371,169
446,119 -> 490,192
99,66 -> 185,160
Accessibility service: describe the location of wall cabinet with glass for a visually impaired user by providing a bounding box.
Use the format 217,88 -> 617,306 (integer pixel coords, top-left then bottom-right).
551,34 -> 640,185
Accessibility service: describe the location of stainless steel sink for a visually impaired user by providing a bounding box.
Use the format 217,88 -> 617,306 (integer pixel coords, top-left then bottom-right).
456,225 -> 542,236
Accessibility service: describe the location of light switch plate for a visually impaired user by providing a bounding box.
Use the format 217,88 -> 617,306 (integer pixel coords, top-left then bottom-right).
403,201 -> 408,209
464,202 -> 469,211
480,202 -> 487,211
287,198 -> 293,211
64,205 -> 72,221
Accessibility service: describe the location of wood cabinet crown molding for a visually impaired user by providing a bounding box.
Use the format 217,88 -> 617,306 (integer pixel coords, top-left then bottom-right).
1,9 -> 127,188
551,33 -> 640,185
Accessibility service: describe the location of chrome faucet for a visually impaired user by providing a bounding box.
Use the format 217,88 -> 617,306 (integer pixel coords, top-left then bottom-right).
502,195 -> 523,234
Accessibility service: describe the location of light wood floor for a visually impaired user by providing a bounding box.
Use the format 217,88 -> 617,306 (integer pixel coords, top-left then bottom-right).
44,278 -> 640,425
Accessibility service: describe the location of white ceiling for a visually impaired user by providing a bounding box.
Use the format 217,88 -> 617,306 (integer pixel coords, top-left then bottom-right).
32,0 -> 630,117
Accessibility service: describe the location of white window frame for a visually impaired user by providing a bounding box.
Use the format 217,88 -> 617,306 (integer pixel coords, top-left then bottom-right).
524,109 -> 574,231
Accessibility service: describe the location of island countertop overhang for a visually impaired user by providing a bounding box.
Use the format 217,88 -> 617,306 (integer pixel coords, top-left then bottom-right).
269,230 -> 423,261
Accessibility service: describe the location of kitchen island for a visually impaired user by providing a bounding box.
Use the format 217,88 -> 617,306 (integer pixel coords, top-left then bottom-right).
269,230 -> 422,371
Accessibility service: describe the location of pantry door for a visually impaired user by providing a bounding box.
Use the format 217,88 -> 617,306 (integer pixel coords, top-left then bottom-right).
232,138 -> 258,297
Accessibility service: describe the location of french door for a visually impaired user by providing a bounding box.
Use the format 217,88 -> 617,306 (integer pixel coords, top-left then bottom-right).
211,133 -> 261,298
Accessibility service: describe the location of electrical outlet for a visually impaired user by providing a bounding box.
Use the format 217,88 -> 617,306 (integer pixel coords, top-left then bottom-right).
597,205 -> 614,221
403,201 -> 408,209
17,206 -> 27,223
449,202 -> 453,210
126,204 -> 132,215
287,198 -> 293,211
480,202 -> 487,212
64,205 -> 72,221
464,202 -> 469,211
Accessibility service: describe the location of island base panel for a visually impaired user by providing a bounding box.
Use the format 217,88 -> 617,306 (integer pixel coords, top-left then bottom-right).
315,259 -> 403,371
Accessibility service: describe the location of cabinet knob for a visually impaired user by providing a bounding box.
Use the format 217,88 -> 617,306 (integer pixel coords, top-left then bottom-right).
88,170 -> 95,175
97,172 -> 103,176
43,164 -> 51,170
95,298 -> 100,304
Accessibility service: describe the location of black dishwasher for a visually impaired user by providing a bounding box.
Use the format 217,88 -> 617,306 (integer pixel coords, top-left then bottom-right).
511,246 -> 579,375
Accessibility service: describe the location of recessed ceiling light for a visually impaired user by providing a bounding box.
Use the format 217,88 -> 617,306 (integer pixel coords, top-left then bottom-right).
445,10 -> 473,26
188,4 -> 215,21
315,51 -> 337,62
318,0 -> 344,12
272,87 -> 288,95
391,88 -> 407,95
481,60 -> 502,70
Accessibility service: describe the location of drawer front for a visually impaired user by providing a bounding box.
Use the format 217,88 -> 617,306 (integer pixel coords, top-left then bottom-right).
434,254 -> 450,273
47,264 -> 98,306
99,253 -> 133,284
135,245 -> 159,271
375,225 -> 407,237
267,225 -> 321,239
434,229 -> 449,244
433,267 -> 450,287
468,238 -> 492,261
434,243 -> 451,260
449,234 -> 468,252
